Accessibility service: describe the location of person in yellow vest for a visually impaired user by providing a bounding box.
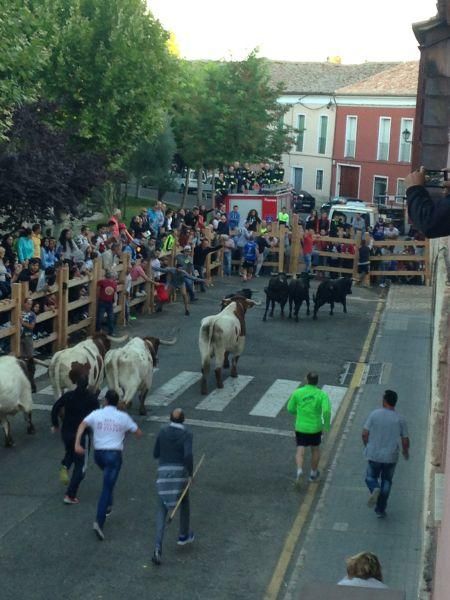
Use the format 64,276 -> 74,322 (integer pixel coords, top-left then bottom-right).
278,207 -> 290,227
161,231 -> 175,252
31,224 -> 42,260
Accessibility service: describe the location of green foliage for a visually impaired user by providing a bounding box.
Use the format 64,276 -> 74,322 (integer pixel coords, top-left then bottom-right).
39,0 -> 177,161
171,52 -> 293,172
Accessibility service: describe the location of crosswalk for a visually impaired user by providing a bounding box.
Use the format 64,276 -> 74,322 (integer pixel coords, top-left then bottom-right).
33,369 -> 348,422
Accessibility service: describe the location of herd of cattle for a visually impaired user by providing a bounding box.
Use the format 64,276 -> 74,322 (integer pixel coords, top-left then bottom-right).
0,273 -> 354,446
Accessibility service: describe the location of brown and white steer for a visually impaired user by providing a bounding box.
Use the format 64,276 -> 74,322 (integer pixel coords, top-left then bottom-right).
0,356 -> 36,447
105,335 -> 176,415
199,296 -> 257,395
48,332 -> 127,399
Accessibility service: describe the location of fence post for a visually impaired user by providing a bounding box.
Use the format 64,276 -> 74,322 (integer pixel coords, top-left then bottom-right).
289,220 -> 301,275
352,231 -> 362,281
424,239 -> 430,286
88,259 -> 101,337
278,224 -> 286,272
118,252 -> 130,326
58,266 -> 69,349
10,283 -> 22,356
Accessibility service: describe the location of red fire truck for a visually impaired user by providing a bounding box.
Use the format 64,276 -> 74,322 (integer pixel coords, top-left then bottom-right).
224,187 -> 293,226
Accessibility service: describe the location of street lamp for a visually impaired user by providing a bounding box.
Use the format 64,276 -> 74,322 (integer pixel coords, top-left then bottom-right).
402,128 -> 412,143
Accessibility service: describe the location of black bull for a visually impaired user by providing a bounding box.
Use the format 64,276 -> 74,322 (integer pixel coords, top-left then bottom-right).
263,273 -> 315,321
313,277 -> 353,320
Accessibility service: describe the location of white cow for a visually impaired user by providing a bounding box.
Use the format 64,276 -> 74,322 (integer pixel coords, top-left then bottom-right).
105,335 -> 176,415
199,296 -> 257,395
48,332 -> 127,399
0,356 -> 35,447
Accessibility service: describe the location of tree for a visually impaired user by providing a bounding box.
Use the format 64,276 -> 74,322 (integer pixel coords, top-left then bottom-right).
126,120 -> 176,201
0,101 -> 107,230
171,52 -> 293,188
0,1 -> 50,139
38,0 -> 177,162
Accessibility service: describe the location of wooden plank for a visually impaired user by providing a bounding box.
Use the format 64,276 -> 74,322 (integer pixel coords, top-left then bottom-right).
316,251 -> 357,259
67,275 -> 91,288
369,270 -> 425,276
129,296 -> 147,307
33,332 -> 58,348
369,255 -> 425,261
68,298 -> 90,311
0,300 -> 16,314
313,266 -> 354,274
35,310 -> 58,323
10,283 -> 21,356
0,326 -> 15,340
67,318 -> 93,335
370,239 -> 427,247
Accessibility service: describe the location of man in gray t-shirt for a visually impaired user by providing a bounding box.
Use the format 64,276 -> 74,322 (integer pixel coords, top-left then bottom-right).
362,389 -> 409,518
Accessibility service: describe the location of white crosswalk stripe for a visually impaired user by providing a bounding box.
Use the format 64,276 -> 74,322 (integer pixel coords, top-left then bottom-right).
196,375 -> 254,412
146,371 -> 202,407
250,379 -> 301,418
322,384 -> 348,422
35,365 -> 48,379
37,385 -> 54,397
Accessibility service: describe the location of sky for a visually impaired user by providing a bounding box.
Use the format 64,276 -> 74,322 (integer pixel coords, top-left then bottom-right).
148,0 -> 438,64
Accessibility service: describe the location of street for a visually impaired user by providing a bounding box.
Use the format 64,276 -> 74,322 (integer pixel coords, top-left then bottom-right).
1,275 -> 406,600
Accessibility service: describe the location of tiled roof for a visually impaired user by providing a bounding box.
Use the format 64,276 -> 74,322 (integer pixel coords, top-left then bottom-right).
335,61 -> 419,96
268,61 -> 400,95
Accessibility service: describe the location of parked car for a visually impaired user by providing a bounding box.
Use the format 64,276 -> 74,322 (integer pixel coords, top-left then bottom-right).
172,169 -> 206,194
292,190 -> 316,212
320,196 -> 365,213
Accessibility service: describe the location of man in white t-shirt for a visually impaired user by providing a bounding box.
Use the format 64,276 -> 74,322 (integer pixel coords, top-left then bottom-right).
75,390 -> 143,540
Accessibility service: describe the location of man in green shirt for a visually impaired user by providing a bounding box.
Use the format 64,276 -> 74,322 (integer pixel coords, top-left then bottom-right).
278,207 -> 290,227
287,372 -> 331,483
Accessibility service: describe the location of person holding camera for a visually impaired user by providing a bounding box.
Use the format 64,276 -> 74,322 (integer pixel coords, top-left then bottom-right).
405,166 -> 450,238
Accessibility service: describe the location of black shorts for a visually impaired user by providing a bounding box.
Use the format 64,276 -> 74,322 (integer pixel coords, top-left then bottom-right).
358,264 -> 369,274
295,431 -> 322,447
242,260 -> 255,269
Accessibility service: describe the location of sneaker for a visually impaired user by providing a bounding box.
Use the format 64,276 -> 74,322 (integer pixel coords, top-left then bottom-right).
379,283 -> 386,288
368,488 -> 380,507
93,522 -> 105,541
59,466 -> 70,486
375,511 -> 386,519
129,316 -> 137,321
177,532 -> 195,546
152,548 -> 162,565
191,297 -> 199,302
63,495 -> 79,505
106,506 -> 113,517
136,290 -> 146,297
185,310 -> 190,316
308,470 -> 320,482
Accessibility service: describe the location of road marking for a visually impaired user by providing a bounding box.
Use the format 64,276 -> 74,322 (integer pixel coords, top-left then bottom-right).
35,365 -> 48,379
250,379 -> 300,418
196,375 -> 253,412
264,295 -> 385,600
146,415 -> 292,437
37,385 -> 53,396
322,384 -> 347,422
33,403 -> 51,411
146,371 -> 202,407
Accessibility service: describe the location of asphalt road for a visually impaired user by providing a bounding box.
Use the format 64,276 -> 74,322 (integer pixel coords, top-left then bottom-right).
0,274 -> 380,600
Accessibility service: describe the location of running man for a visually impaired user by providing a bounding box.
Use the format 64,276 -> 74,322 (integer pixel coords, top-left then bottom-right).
287,372 -> 331,484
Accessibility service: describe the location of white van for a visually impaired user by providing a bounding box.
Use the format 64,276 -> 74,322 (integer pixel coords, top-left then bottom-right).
328,200 -> 378,230
172,169 -> 206,194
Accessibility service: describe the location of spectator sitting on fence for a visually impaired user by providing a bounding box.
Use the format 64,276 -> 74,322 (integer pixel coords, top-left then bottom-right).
57,228 -> 83,263
17,258 -> 42,293
41,238 -> 58,270
75,225 -> 92,253
130,257 -> 152,298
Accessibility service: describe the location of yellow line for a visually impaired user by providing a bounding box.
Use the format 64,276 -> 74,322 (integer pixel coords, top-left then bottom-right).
264,297 -> 385,600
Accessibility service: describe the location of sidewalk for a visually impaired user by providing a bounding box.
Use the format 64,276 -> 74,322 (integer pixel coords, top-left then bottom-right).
283,285 -> 433,599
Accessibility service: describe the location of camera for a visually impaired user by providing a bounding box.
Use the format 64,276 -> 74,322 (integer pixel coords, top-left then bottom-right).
424,169 -> 448,188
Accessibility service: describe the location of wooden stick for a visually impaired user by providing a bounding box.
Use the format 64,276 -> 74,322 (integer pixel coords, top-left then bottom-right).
167,454 -> 205,524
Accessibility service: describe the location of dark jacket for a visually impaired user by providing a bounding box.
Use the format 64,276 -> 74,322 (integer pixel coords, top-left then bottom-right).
51,386 -> 99,437
153,423 -> 193,476
193,245 -> 222,267
406,185 -> 450,238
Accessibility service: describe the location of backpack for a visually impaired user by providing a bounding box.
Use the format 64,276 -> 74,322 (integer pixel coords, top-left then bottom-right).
244,241 -> 257,261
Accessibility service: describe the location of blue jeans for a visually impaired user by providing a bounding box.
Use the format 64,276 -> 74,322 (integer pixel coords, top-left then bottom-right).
96,300 -> 114,335
94,450 -> 123,527
155,492 -> 190,552
304,253 -> 312,272
223,252 -> 232,276
184,276 -> 195,300
365,460 -> 397,514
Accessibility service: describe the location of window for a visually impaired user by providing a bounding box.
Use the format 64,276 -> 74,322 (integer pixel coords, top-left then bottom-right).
373,176 -> 388,200
396,178 -> 406,197
344,116 -> 357,158
293,167 -> 303,192
318,115 -> 328,154
377,117 -> 391,161
315,169 -> 324,190
398,118 -> 413,162
296,114 -> 306,152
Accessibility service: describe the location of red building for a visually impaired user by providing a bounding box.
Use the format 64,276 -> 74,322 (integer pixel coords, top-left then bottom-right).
330,62 -> 418,202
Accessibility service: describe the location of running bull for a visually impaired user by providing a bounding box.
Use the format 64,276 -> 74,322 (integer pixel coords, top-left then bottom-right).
262,273 -> 290,321
0,356 -> 36,447
105,335 -> 176,415
313,277 -> 353,320
199,295 -> 257,395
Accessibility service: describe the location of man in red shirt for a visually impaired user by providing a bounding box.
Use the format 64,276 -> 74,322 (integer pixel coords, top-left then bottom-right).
96,269 -> 118,335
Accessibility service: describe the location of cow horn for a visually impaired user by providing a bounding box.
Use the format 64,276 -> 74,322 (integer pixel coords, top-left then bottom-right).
33,358 -> 50,368
159,337 -> 177,345
107,334 -> 129,343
